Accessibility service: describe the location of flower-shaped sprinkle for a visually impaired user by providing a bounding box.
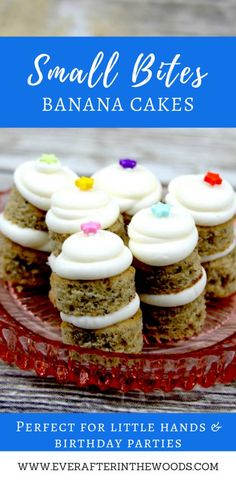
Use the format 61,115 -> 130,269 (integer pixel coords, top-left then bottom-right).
119,159 -> 137,169
36,154 -> 61,173
204,172 -> 222,186
39,154 -> 59,165
151,202 -> 171,218
75,177 -> 94,191
81,221 -> 101,235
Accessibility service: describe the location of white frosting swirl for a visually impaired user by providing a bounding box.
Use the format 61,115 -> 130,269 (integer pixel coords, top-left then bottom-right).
0,214 -> 52,252
140,268 -> 206,307
61,294 -> 140,329
49,230 -> 132,280
93,163 -> 162,215
46,186 -> 119,234
14,160 -> 77,211
128,206 -> 198,266
166,174 -> 236,226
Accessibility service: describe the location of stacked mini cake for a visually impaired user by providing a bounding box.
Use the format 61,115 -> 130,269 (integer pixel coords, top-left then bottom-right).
2,154 -> 235,352
128,202 -> 206,341
166,172 -> 236,298
0,154 -> 76,287
46,176 -> 127,256
49,222 -> 143,353
93,159 -> 162,225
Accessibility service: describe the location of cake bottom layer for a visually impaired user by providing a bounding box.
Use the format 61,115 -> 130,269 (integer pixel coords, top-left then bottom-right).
50,267 -> 136,316
142,293 -> 206,342
0,233 -> 50,289
203,246 -> 236,298
49,214 -> 128,256
61,309 -> 143,353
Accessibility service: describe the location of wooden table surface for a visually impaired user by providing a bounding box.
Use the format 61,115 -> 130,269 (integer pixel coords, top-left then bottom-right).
0,0 -> 236,412
1,363 -> 236,413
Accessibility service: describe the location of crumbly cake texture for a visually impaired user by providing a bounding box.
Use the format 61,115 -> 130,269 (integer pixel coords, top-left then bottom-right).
107,214 -> 128,244
49,232 -> 70,257
50,266 -> 136,316
49,214 -> 127,256
61,309 -> 143,353
123,212 -> 132,227
142,293 -> 206,342
134,248 -> 202,295
3,185 -> 47,231
203,246 -> 236,298
0,233 -> 50,288
197,218 -> 234,257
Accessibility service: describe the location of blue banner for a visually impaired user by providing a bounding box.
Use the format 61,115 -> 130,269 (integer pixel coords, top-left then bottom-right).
0,36 -> 236,127
0,413 -> 235,451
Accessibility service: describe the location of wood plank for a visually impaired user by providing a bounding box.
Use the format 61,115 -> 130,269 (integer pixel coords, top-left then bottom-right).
0,128 -> 236,186
1,0 -> 236,36
0,362 -> 236,412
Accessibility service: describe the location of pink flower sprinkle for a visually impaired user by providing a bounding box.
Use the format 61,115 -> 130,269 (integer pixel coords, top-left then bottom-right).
81,221 -> 101,235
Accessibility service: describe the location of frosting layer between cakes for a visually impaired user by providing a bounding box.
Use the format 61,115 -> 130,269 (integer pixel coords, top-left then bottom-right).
93,163 -> 162,215
128,205 -> 198,266
0,214 -> 52,252
61,294 -> 140,329
46,186 -> 119,233
14,159 -> 76,211
140,268 -> 206,307
201,239 -> 236,263
49,230 -> 132,280
166,174 -> 236,226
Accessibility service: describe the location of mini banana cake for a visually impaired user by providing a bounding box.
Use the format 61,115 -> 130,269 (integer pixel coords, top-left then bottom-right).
46,176 -> 127,256
49,221 -> 143,353
166,172 -> 236,298
128,203 -> 206,342
93,159 -> 162,226
0,154 -> 76,287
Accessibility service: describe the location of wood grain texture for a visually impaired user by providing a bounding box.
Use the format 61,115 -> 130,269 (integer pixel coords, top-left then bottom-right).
0,128 -> 236,187
1,363 -> 236,412
1,0 -> 236,36
0,0 -> 236,411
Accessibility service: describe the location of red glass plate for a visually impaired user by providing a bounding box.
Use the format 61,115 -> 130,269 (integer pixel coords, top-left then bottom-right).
0,190 -> 236,392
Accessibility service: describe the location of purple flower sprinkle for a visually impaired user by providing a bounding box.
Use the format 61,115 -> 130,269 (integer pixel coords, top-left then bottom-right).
119,159 -> 137,169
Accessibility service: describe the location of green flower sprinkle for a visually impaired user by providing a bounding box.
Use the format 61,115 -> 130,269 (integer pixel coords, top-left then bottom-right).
39,154 -> 59,165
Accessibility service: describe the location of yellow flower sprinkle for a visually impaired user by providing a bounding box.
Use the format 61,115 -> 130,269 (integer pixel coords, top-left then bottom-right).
75,177 -> 94,191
